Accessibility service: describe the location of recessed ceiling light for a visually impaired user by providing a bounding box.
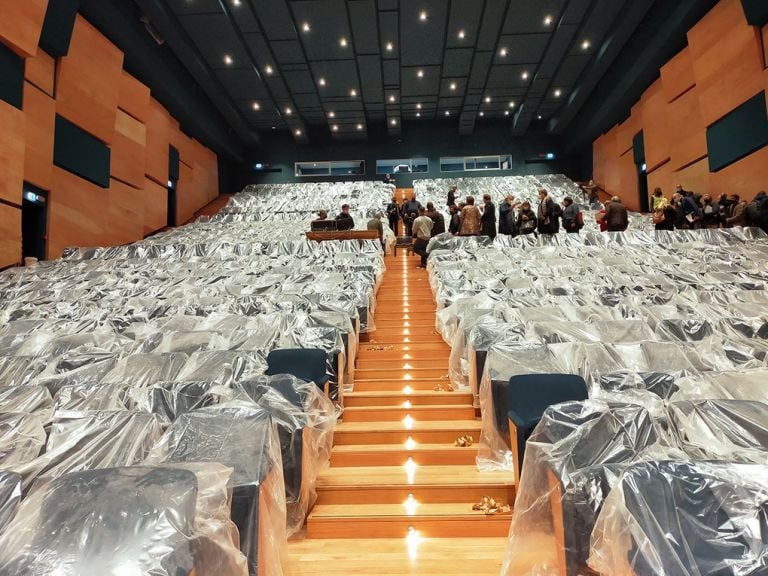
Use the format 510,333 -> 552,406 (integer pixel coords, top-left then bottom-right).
328,111 -> 335,118
509,101 -> 516,108
252,102 -> 260,110
357,123 -> 363,130
301,22 -> 311,33
449,82 -> 457,91
554,88 -> 562,97
265,65 -> 273,75
318,77 -> 326,86
419,10 -> 428,21
499,47 -> 508,57
479,111 -> 484,117
416,103 -> 422,109
390,118 -> 397,125
285,107 -> 292,115
340,37 -> 348,47
581,40 -> 591,50
223,54 -> 234,65
416,112 -> 421,117
271,126 -> 276,129
445,110 -> 450,116
389,94 -> 396,103
350,89 -> 357,97
544,15 -> 553,26
485,96 -> 491,103
521,71 -> 529,80
332,124 -> 339,131
295,129 -> 302,136
504,110 -> 510,116
537,114 -> 543,120
457,29 -> 466,39
232,0 -> 241,6
386,41 -> 394,52
417,69 -> 424,78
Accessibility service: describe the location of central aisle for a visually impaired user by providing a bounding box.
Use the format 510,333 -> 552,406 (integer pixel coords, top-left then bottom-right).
286,229 -> 515,574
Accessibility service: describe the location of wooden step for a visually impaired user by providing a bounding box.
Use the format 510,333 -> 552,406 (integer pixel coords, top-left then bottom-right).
355,357 -> 447,370
343,404 -> 476,422
286,537 -> 508,576
372,319 -> 436,329
372,311 -> 436,322
358,342 -> 449,353
333,420 -> 481,445
331,443 -> 478,466
354,367 -> 448,380
352,378 -> 453,392
306,502 -> 512,538
344,390 -> 472,407
369,328 -> 443,340
315,465 -> 514,504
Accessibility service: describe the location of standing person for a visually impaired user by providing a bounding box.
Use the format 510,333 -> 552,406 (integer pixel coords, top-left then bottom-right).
448,204 -> 461,235
412,207 -> 433,268
517,202 -> 537,235
425,202 -> 446,236
653,202 -> 676,231
602,196 -> 629,232
386,196 -> 400,234
725,194 -> 748,227
367,212 -> 385,251
650,188 -> 667,212
480,194 -> 497,239
536,189 -> 556,235
336,204 -> 355,230
383,173 -> 394,186
447,185 -> 457,208
459,196 -> 481,236
561,197 -> 581,234
681,192 -> 702,229
401,195 -> 422,236
498,195 -> 517,236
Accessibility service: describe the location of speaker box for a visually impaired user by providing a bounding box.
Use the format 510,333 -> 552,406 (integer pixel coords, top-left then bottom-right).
54,115 -> 111,188
741,0 -> 768,27
40,0 -> 80,58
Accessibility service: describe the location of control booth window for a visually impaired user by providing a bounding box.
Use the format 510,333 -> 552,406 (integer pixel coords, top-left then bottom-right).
440,155 -> 512,172
295,160 -> 365,177
376,158 -> 428,174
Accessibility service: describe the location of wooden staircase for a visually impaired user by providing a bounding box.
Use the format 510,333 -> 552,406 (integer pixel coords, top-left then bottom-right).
286,228 -> 513,573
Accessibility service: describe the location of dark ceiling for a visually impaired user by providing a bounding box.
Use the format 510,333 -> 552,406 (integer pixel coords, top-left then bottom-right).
132,0 -> 668,146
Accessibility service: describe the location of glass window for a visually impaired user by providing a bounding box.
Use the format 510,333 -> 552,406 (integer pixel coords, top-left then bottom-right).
295,160 -> 364,177
376,158 -> 429,174
440,155 -> 512,172
440,157 -> 465,172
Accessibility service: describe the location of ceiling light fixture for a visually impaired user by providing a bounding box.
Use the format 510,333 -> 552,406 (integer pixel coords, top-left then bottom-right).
332,125 -> 339,131
419,10 -> 428,21
581,39 -> 591,50
357,123 -> 364,130
295,129 -> 302,136
301,22 -> 311,33
252,102 -> 260,110
265,65 -> 274,75
504,110 -> 510,116
537,114 -> 543,120
223,54 -> 233,65
417,69 -> 424,78
318,77 -> 326,86
416,103 -> 422,109
521,71 -> 529,80
328,111 -> 335,118
416,112 -> 421,117
340,37 -> 348,47
485,96 -> 491,103
458,29 -> 466,39
285,107 -> 292,115
544,15 -> 553,26
449,82 -> 457,90
350,89 -> 357,97
509,101 -> 516,108
499,47 -> 508,57
554,88 -> 562,97
390,118 -> 397,125
389,95 -> 396,103
232,0 -> 241,6
386,41 -> 394,51
445,110 -> 450,116
479,111 -> 484,117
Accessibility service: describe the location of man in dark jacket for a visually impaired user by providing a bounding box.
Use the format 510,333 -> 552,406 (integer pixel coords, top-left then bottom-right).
448,204 -> 461,234
386,196 -> 400,234
498,195 -> 517,236
447,186 -> 457,208
480,194 -> 496,239
561,197 -> 581,233
602,196 -> 629,232
336,204 -> 355,230
536,189 -> 556,235
425,203 -> 446,236
401,196 -> 422,236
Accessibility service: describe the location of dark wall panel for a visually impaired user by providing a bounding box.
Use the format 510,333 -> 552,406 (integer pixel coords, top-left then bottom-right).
741,0 -> 768,27
706,91 -> 768,172
40,0 -> 80,57
169,145 -> 180,181
53,114 -> 111,188
0,43 -> 24,109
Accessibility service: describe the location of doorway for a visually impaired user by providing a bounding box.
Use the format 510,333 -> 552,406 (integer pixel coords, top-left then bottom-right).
21,185 -> 48,261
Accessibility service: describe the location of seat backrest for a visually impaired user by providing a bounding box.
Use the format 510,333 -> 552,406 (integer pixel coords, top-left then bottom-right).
266,348 -> 327,384
506,373 -> 589,426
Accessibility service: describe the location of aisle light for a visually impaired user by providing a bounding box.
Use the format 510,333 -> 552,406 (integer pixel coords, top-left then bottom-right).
405,436 -> 416,449
404,456 -> 417,483
403,415 -> 415,429
403,385 -> 413,394
404,494 -> 419,515
406,527 -> 422,560
403,400 -> 412,409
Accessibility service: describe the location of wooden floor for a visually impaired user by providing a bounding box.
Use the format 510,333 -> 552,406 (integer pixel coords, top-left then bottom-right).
286,195 -> 514,573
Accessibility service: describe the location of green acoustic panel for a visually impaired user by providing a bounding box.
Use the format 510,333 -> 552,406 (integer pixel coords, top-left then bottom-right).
0,42 -> 24,110
53,115 -> 111,188
706,92 -> 768,173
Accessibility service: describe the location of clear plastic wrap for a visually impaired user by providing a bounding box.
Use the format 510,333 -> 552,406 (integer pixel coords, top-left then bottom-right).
589,460 -> 768,576
0,470 -> 21,526
0,386 -> 53,418
500,400 -> 675,576
0,463 -> 249,575
145,404 -> 287,575
12,410 -> 163,488
0,412 -> 47,468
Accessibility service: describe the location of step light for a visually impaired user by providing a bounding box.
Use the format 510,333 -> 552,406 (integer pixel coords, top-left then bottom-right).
404,494 -> 419,516
403,414 -> 415,429
405,436 -> 416,450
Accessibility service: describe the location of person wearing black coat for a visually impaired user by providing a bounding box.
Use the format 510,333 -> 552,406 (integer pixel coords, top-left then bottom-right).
447,186 -> 457,208
401,196 -> 422,236
425,203 -> 446,236
480,194 -> 497,239
498,195 -> 517,236
448,204 -> 461,234
386,196 -> 400,234
517,202 -> 538,235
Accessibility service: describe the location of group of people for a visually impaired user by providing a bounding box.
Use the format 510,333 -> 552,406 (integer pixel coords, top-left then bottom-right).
650,186 -> 768,232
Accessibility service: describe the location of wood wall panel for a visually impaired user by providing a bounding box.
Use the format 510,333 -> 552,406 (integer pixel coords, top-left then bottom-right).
593,128 -> 620,194
176,163 -> 196,225
24,48 -> 55,97
615,113 -> 641,157
710,145 -> 768,198
688,0 -> 765,126
111,109 -> 147,189
666,86 -> 708,172
108,178 -> 145,244
0,0 -> 48,58
118,72 -> 150,123
0,204 -> 22,268
56,16 -> 124,144
618,151 -> 640,212
22,81 -> 55,191
0,101 -> 26,206
674,158 -> 711,197
660,47 -> 696,103
145,99 -> 174,186
142,177 -> 167,235
639,79 -> 671,172
647,160 -> 675,198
